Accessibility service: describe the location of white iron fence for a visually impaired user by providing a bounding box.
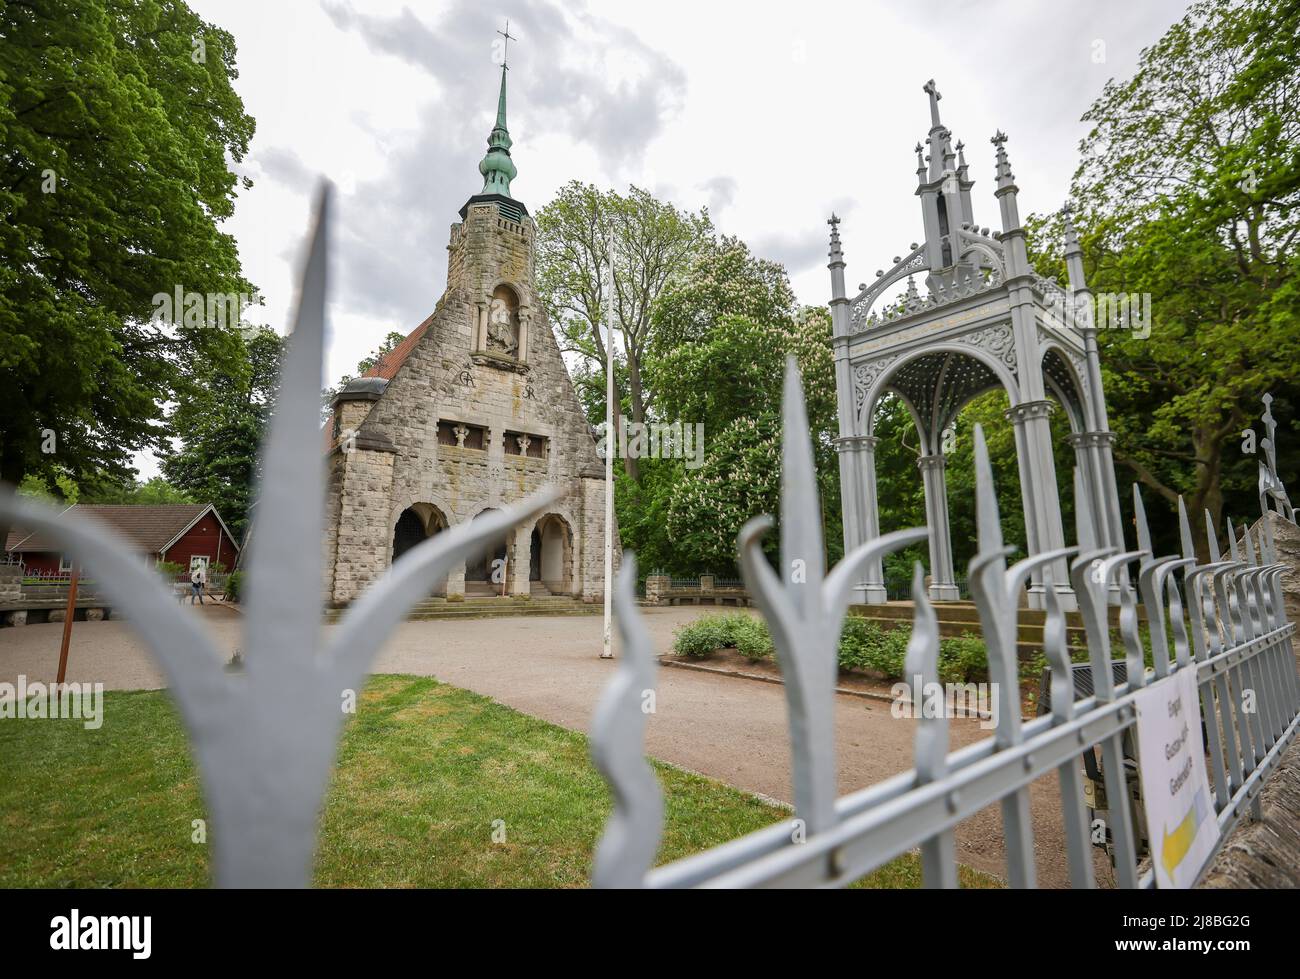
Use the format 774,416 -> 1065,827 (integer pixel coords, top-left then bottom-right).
589,362 -> 1300,889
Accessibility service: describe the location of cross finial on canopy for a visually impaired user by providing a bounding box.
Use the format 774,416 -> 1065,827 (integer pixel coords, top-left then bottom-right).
497,19 -> 517,69
923,79 -> 942,128
827,213 -> 841,229
1263,393 -> 1279,476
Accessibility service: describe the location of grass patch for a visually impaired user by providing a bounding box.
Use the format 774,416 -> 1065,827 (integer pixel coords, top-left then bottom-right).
0,675 -> 1000,888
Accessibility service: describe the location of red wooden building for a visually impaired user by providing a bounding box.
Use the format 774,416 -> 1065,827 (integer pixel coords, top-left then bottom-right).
4,504 -> 240,578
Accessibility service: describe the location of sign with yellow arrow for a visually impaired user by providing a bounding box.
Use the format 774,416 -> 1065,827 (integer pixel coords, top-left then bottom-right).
1134,669 -> 1219,888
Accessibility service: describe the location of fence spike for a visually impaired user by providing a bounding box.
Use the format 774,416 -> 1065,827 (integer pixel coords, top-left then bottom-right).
1133,484 -> 1153,563
906,563 -> 947,784
591,554 -> 663,888
1177,496 -> 1196,560
905,563 -> 958,888
1205,509 -> 1222,562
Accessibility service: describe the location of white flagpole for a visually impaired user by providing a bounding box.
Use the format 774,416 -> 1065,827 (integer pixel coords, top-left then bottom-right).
601,224 -> 616,659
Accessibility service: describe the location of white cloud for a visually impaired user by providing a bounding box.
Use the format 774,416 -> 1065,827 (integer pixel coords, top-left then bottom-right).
134,0 -> 1190,480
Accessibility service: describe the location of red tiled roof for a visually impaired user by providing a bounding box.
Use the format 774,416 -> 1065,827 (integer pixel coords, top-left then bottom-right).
363,313 -> 435,381
6,504 -> 212,555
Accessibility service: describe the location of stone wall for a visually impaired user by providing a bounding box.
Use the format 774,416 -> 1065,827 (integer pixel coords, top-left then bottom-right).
0,566 -> 21,604
1254,511 -> 1300,626
1198,734 -> 1300,888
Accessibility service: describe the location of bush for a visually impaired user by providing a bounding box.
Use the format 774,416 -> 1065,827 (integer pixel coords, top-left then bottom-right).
224,570 -> 244,603
672,612 -> 774,660
837,616 -> 908,677
730,616 -> 774,661
156,560 -> 185,581
937,634 -> 988,684
676,613 -> 994,684
837,616 -> 886,671
673,615 -> 734,658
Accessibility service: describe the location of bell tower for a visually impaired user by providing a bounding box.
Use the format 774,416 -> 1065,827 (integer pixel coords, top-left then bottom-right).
446,30 -> 535,367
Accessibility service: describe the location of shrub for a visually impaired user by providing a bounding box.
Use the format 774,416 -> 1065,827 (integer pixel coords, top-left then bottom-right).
673,612 -> 772,660
730,616 -> 774,661
224,570 -> 244,603
837,616 -> 908,677
837,616 -> 887,671
673,615 -> 733,658
156,560 -> 185,581
937,634 -> 988,684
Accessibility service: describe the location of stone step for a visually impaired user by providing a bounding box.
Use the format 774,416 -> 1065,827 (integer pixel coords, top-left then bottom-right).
850,599 -> 1140,628
407,607 -> 600,620
847,610 -> 1089,646
414,597 -> 582,609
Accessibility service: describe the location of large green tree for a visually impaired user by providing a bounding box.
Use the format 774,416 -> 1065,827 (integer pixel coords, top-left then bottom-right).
1064,0 -> 1300,548
0,0 -> 255,539
160,327 -> 282,537
620,238 -> 839,573
534,181 -> 713,482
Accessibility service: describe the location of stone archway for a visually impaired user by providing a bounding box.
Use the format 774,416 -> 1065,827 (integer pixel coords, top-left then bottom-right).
465,508 -> 508,586
530,513 -> 573,595
391,503 -> 451,595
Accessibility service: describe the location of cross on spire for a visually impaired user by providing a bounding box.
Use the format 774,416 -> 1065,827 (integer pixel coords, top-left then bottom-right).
923,79 -> 942,128
497,19 -> 517,69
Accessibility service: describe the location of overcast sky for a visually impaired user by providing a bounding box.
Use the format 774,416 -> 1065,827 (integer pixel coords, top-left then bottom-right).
139,0 -> 1192,477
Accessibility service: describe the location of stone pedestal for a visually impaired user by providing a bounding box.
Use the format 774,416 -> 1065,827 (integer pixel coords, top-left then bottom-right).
0,566 -> 20,603
645,574 -> 670,604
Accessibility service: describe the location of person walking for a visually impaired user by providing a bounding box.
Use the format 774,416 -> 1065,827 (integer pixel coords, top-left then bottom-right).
190,563 -> 207,606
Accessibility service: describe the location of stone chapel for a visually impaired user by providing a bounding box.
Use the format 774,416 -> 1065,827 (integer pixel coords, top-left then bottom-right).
322,63 -> 614,608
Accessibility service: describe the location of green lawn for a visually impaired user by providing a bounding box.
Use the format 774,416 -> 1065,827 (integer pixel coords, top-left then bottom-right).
0,675 -> 1000,888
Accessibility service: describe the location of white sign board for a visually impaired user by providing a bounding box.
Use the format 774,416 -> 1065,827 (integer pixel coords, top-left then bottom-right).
1133,669 -> 1219,888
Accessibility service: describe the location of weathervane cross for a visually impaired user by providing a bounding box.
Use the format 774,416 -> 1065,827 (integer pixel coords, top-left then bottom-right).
923,78 -> 942,127
497,19 -> 517,68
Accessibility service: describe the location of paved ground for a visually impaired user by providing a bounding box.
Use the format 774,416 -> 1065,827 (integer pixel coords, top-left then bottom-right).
0,603 -> 1112,886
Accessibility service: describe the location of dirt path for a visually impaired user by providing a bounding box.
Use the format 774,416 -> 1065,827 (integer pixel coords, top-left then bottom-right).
0,606 -> 1111,886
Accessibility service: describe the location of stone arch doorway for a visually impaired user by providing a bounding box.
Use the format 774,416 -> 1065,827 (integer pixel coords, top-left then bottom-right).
530,513 -> 573,595
465,508 -> 509,585
392,503 -> 450,594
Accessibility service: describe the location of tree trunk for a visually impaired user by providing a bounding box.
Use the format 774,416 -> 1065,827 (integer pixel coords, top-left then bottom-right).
0,439 -> 26,560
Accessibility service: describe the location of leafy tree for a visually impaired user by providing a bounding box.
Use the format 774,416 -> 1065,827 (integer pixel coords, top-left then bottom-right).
88,476 -> 195,506
1062,0 -> 1300,551
0,0 -> 256,544
652,301 -> 839,574
160,327 -> 283,536
535,181 -> 713,481
321,330 -> 406,419
18,472 -> 193,506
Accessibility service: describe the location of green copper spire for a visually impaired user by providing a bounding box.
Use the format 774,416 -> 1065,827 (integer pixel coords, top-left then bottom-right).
477,65 -> 517,197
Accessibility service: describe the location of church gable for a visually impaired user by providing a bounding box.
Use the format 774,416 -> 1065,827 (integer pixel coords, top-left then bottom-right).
323,54 -> 615,609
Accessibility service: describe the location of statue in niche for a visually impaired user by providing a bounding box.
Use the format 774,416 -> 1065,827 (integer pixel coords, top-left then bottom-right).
486,285 -> 520,357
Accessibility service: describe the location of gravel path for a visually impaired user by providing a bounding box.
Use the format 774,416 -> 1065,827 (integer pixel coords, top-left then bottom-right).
0,604 -> 1112,887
